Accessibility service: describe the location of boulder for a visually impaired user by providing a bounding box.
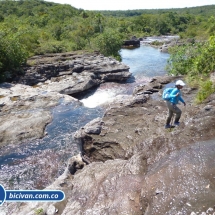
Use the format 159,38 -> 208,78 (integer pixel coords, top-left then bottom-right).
133,75 -> 178,96
122,36 -> 140,48
122,39 -> 140,48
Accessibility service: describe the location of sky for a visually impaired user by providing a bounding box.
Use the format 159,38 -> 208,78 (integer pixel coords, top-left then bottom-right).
45,0 -> 215,10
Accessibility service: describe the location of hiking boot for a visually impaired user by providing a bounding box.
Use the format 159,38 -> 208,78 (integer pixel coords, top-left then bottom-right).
174,122 -> 180,126
165,124 -> 171,129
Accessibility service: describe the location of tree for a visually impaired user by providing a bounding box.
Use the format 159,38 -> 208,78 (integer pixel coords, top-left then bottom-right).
93,29 -> 122,59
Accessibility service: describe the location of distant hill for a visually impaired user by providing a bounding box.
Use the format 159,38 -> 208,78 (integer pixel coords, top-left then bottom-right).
94,5 -> 215,17
0,0 -> 80,17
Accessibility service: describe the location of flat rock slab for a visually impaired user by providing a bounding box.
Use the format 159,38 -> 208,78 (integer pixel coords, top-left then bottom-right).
0,83 -> 77,147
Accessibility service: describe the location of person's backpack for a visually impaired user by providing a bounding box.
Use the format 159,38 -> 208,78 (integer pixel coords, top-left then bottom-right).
162,88 -> 174,101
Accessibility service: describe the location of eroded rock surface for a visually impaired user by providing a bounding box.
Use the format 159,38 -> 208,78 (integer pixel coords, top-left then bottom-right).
13,52 -> 131,96
8,76 -> 215,215
9,141 -> 215,215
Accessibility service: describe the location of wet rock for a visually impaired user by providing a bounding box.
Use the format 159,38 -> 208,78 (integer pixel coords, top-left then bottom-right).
83,117 -> 103,134
11,139 -> 215,215
5,74 -> 215,215
11,153 -> 148,215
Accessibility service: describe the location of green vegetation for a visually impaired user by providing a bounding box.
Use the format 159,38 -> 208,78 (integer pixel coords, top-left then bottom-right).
0,0 -> 215,102
34,208 -> 44,215
92,29 -> 123,60
150,40 -> 163,46
196,80 -> 215,103
167,36 -> 215,103
0,34 -> 28,81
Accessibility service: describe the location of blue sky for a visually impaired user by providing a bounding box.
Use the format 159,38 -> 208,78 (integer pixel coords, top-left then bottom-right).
46,0 -> 215,10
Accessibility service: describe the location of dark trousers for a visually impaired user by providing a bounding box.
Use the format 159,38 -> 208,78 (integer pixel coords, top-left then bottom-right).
166,101 -> 182,125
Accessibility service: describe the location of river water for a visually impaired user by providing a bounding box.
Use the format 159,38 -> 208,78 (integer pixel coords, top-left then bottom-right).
0,45 -> 170,190
81,46 -> 169,107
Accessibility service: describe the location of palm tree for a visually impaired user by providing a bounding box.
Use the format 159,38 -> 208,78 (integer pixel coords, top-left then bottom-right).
94,13 -> 104,33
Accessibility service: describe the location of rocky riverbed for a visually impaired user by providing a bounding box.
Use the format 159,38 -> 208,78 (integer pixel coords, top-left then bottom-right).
1,52 -> 215,215
0,52 -> 130,147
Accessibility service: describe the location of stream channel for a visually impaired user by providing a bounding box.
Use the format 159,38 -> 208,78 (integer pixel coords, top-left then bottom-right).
0,44 -> 170,190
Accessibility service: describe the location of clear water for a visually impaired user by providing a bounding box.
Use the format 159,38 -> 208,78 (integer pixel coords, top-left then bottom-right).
121,45 -> 169,79
81,46 -> 169,107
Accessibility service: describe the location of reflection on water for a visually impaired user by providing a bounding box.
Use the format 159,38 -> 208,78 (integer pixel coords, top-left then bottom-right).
121,45 -> 169,78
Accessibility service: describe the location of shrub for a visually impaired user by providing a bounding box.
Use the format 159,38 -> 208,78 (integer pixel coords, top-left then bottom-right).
0,36 -> 28,82
150,40 -> 163,46
195,80 -> 215,103
92,29 -> 123,60
34,208 -> 44,215
35,41 -> 66,55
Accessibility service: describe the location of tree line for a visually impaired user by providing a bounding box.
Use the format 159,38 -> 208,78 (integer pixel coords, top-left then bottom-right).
95,5 -> 215,17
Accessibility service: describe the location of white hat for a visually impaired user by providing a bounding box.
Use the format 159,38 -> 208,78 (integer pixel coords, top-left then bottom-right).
175,80 -> 185,86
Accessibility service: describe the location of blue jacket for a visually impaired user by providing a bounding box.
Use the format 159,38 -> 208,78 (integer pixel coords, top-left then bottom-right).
169,88 -> 185,104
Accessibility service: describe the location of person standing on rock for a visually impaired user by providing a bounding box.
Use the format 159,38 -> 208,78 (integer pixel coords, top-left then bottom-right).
165,80 -> 186,129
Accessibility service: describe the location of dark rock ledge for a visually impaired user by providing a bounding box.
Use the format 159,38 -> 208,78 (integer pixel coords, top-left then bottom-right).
13,51 -> 131,96
9,75 -> 215,215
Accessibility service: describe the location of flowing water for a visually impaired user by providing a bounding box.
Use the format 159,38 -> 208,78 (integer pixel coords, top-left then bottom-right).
81,46 -> 169,107
0,45 -> 170,190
